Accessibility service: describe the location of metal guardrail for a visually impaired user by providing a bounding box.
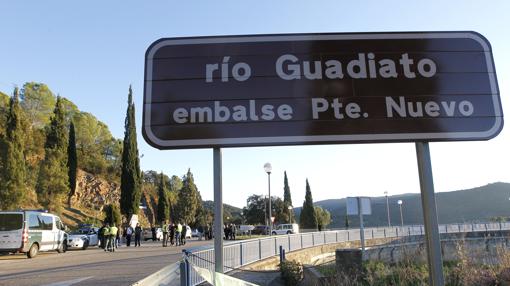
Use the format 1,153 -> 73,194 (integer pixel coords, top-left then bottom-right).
184,222 -> 510,286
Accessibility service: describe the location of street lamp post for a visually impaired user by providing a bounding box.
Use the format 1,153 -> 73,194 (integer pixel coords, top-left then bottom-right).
398,200 -> 404,227
264,163 -> 272,236
287,205 -> 293,223
385,191 -> 391,227
264,195 -> 267,227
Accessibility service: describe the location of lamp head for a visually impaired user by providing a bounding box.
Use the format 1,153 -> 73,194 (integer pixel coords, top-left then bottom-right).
264,162 -> 272,174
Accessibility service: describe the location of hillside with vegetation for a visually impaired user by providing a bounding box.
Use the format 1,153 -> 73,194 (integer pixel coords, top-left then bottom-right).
0,83 -> 210,228
294,182 -> 510,228
203,200 -> 242,224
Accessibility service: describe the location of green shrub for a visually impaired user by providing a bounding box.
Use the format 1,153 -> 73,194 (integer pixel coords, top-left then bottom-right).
279,260 -> 303,286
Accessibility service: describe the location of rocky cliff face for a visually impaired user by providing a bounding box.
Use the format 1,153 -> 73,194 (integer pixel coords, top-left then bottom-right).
67,170 -> 158,226
70,170 -> 121,211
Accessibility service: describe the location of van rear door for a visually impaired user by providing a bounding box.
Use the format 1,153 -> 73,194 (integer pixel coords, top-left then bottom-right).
0,212 -> 24,250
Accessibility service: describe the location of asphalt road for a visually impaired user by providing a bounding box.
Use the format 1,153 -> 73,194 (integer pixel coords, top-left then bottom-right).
0,238 -> 213,286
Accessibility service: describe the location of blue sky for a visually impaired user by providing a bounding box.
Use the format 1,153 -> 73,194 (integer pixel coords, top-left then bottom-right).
1,1 -> 510,208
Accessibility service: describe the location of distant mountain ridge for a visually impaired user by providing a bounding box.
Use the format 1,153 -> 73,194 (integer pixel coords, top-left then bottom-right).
203,200 -> 242,219
294,182 -> 510,228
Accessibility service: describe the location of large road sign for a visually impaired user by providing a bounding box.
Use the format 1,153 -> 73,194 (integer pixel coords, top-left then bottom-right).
143,32 -> 502,149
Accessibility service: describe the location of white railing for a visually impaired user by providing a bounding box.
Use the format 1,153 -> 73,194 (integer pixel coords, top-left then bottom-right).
183,222 -> 510,286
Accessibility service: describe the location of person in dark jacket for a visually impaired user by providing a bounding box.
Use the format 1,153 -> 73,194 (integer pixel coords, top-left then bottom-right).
115,227 -> 121,248
181,224 -> 187,245
98,223 -> 106,249
134,223 -> 142,247
151,224 -> 157,241
198,225 -> 204,240
207,224 -> 213,240
169,223 -> 175,246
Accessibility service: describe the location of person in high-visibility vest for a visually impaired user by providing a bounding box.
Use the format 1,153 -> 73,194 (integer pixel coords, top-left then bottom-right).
175,223 -> 182,246
162,220 -> 169,247
108,224 -> 118,252
102,224 -> 110,252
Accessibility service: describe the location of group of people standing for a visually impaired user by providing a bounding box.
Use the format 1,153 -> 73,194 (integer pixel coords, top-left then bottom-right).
124,223 -> 143,247
98,222 -> 143,251
224,223 -> 237,240
98,223 -> 119,252
161,220 -> 188,247
197,224 -> 213,240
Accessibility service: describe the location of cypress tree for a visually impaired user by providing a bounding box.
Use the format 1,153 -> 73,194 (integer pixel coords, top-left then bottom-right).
283,171 -> 294,223
36,96 -> 69,211
44,96 -> 67,150
175,169 -> 201,224
157,172 -> 170,223
120,86 -> 142,219
67,121 -> 77,207
103,204 -> 121,226
0,88 -> 26,210
299,179 -> 318,230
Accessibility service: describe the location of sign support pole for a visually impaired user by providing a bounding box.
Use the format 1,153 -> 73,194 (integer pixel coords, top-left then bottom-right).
213,147 -> 223,274
415,142 -> 444,286
357,197 -> 365,257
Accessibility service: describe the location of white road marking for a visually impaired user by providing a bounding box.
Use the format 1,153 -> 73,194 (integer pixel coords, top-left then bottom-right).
40,276 -> 94,286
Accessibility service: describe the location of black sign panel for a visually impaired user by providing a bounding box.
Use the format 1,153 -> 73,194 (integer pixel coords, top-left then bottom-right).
143,32 -> 502,149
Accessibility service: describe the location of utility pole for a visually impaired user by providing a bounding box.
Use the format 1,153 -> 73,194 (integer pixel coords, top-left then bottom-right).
385,191 -> 391,227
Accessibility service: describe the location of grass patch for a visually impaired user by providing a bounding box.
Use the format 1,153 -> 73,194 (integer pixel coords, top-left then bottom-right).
234,234 -> 268,240
316,263 -> 336,276
316,243 -> 510,286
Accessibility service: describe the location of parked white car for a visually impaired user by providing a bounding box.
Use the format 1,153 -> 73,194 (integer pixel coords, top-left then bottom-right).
271,223 -> 300,235
67,227 -> 99,250
239,225 -> 255,235
191,228 -> 201,237
184,225 -> 192,239
143,227 -> 163,241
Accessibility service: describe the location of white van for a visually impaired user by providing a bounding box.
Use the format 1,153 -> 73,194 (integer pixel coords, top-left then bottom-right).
0,210 -> 68,258
272,223 -> 300,235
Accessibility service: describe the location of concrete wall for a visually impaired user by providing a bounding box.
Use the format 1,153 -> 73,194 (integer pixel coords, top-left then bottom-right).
364,236 -> 510,264
240,237 -> 399,270
241,230 -> 510,270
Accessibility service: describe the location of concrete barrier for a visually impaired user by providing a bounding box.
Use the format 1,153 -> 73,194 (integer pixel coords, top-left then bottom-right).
132,262 -> 180,286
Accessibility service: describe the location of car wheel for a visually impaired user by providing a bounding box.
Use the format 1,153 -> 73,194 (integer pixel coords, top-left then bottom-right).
27,243 -> 39,258
82,240 -> 89,250
272,232 -> 277,235
57,241 -> 67,253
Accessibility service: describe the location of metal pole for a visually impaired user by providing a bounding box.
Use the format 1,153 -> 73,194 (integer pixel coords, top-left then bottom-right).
416,142 -> 444,286
213,148 -> 224,274
264,196 -> 267,229
399,204 -> 404,228
358,197 -> 365,256
268,172 -> 272,236
386,193 -> 391,227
